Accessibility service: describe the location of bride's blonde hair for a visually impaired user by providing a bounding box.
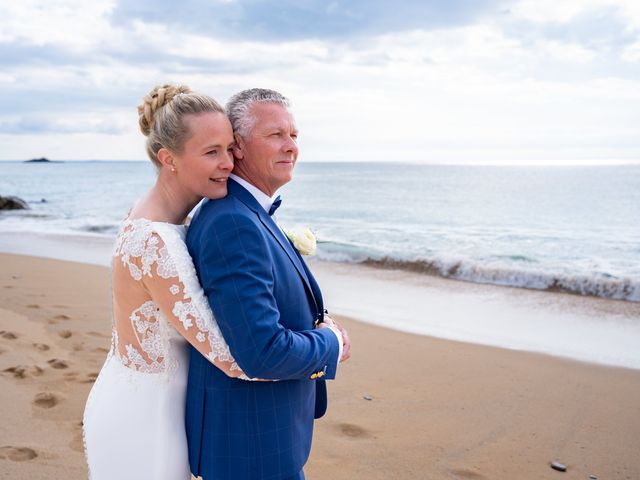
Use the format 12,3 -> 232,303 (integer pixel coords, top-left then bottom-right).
137,84 -> 225,168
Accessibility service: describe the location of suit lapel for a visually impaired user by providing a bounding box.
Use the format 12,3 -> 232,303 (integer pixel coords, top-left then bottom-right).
227,179 -> 319,313
290,240 -> 324,315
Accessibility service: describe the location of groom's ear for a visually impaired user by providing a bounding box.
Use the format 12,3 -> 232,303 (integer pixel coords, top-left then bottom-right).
233,133 -> 245,160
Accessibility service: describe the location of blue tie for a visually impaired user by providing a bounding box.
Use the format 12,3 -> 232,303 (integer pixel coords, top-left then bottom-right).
269,196 -> 282,216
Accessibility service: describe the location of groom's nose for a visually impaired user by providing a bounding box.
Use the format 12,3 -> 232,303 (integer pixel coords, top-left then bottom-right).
283,135 -> 298,157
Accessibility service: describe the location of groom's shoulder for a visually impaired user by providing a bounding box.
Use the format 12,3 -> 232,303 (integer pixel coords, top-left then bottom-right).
191,195 -> 256,229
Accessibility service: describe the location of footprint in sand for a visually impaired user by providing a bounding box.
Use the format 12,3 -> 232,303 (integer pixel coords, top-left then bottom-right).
93,346 -> 110,354
33,343 -> 50,351
54,314 -> 71,320
26,304 -> 40,309
58,330 -> 73,339
81,372 -> 99,383
47,359 -> 69,369
0,446 -> 38,461
338,423 -> 369,438
449,469 -> 487,479
33,392 -> 59,408
88,331 -> 110,338
3,365 -> 44,379
1,331 -> 18,340
3,285 -> 14,289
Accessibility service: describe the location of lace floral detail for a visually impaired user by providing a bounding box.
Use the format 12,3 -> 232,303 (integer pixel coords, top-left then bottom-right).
153,224 -> 245,375
109,218 -> 250,379
113,219 -> 153,280
126,301 -> 164,373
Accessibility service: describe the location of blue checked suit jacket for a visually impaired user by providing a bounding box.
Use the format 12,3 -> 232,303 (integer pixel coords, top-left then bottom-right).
185,178 -> 340,480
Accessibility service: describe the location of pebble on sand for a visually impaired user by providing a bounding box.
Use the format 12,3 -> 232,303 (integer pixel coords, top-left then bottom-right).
363,395 -> 373,401
550,461 -> 567,472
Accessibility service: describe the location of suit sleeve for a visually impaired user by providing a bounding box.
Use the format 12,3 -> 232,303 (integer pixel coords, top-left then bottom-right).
136,231 -> 259,380
195,211 -> 340,380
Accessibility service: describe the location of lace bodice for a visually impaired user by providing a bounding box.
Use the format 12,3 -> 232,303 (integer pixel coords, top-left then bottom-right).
109,218 -> 247,379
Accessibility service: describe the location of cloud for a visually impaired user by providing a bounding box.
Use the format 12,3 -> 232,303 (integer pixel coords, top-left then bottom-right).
110,0 -> 507,41
0,0 -> 639,163
0,112 -> 129,135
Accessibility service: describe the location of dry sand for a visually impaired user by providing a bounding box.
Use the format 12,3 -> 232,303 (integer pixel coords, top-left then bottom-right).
1,253 -> 639,479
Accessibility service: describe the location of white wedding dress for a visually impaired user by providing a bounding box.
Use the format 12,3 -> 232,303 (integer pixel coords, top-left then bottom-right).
83,218 -> 251,480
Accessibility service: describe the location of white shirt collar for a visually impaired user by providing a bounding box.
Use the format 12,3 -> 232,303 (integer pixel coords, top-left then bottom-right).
229,173 -> 279,214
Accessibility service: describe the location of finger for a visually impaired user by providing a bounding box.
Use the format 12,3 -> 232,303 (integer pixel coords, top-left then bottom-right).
341,336 -> 351,358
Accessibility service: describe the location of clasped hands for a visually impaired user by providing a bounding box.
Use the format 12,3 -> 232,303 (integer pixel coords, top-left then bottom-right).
317,315 -> 351,362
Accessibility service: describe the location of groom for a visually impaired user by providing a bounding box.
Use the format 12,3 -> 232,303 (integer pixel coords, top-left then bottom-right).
185,88 -> 350,480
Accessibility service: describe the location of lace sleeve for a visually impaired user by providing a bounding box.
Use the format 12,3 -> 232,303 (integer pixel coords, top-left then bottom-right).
138,226 -> 253,380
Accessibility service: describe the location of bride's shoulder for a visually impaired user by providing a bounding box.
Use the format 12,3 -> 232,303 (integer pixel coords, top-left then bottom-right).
114,218 -> 184,254
113,218 -> 191,278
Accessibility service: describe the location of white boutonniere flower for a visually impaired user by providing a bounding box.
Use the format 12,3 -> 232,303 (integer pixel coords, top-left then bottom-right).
285,227 -> 317,256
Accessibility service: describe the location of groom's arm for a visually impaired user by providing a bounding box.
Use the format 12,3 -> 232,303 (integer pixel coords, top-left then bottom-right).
195,210 -> 340,381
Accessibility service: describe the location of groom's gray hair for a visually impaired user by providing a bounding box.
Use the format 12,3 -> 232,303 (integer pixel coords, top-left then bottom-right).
226,88 -> 291,138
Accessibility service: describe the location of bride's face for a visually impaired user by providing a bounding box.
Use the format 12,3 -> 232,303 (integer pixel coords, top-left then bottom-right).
174,112 -> 235,200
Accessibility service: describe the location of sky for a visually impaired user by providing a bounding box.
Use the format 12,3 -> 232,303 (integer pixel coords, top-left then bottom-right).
1,0 -> 639,165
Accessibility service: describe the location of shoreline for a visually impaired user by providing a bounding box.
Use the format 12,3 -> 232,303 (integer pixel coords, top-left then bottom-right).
1,253 -> 640,479
1,230 -> 639,370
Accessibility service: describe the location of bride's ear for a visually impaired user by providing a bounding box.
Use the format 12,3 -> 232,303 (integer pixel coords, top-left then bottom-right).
157,148 -> 176,172
233,133 -> 245,160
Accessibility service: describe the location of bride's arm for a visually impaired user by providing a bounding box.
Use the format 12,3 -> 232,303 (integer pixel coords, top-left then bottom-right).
138,230 -> 261,380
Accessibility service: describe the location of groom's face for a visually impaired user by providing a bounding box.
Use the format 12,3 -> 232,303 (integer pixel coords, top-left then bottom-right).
233,102 -> 299,197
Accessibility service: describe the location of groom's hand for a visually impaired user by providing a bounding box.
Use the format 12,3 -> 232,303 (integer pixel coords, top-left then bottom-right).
320,315 -> 351,363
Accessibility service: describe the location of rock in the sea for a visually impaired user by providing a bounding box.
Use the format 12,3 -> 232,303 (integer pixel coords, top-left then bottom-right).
550,461 -> 567,472
0,195 -> 29,210
25,157 -> 51,163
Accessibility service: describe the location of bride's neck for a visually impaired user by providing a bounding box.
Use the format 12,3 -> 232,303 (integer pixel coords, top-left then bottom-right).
131,175 -> 200,225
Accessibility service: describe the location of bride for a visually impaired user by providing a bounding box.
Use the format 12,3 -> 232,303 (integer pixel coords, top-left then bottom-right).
83,84 -> 257,479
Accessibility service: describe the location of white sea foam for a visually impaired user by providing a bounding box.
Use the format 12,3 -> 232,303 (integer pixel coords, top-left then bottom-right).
317,250 -> 640,302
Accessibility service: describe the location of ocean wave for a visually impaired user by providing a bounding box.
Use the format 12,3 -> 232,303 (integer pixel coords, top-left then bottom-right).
319,251 -> 640,302
0,211 -> 52,219
78,224 -> 119,234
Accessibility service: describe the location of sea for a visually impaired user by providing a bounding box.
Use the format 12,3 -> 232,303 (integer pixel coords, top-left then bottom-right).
1,160 -> 639,302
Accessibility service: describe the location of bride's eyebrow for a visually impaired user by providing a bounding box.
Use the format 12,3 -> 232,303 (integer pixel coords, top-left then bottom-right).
202,143 -> 225,150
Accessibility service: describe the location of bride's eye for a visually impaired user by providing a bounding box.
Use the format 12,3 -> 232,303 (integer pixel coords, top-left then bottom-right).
207,149 -> 218,155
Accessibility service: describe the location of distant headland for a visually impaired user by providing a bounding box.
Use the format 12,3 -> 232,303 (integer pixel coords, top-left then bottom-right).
24,157 -> 61,163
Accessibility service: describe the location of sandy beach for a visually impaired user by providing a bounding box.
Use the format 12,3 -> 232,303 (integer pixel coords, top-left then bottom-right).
1,252 -> 640,479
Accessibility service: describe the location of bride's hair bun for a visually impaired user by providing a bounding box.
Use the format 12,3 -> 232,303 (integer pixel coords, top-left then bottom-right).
138,84 -> 192,136
136,84 -> 225,168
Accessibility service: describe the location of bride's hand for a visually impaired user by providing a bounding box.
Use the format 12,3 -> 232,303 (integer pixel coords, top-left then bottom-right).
318,315 -> 351,363
320,315 -> 337,328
